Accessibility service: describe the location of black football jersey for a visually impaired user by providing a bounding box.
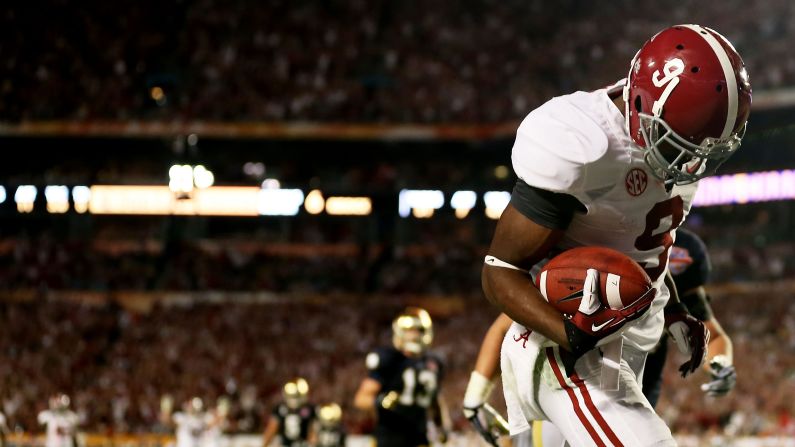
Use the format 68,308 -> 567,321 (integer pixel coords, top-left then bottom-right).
643,228 -> 713,407
316,426 -> 346,447
668,228 -> 713,321
366,346 -> 444,446
271,403 -> 315,447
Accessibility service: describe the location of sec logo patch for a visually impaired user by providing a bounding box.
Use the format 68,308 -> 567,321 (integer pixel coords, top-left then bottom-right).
625,168 -> 648,196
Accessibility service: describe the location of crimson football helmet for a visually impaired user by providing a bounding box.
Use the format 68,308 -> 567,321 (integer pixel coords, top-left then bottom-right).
623,24 -> 752,185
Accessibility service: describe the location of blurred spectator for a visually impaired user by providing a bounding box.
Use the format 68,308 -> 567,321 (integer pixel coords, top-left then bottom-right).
0,285 -> 792,437
1,0 -> 794,123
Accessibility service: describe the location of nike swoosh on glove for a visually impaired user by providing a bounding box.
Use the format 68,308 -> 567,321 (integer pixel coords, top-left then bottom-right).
665,302 -> 710,377
563,268 -> 655,374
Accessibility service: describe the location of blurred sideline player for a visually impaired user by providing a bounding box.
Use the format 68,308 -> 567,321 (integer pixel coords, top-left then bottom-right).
173,397 -> 208,447
316,403 -> 346,447
38,394 -> 79,447
262,378 -> 317,447
480,24 -> 750,446
643,228 -> 736,406
353,307 -> 450,446
201,397 -> 230,447
465,230 -> 735,446
0,409 -> 8,447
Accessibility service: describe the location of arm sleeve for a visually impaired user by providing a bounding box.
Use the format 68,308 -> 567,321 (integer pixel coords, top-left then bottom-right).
680,288 -> 714,321
510,178 -> 585,229
672,229 -> 712,292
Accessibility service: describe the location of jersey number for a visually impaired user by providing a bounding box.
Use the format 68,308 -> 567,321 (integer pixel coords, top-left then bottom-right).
634,196 -> 684,280
284,414 -> 302,440
399,368 -> 437,408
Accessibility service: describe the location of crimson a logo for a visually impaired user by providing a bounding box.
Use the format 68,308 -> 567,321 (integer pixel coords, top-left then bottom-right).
625,168 -> 648,196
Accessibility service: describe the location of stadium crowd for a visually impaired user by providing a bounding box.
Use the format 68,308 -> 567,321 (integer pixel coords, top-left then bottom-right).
0,287 -> 793,438
3,219 -> 795,293
2,0 -> 794,122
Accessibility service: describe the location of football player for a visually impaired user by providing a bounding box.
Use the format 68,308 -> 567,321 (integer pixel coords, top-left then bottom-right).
38,394 -> 79,447
173,397 -> 207,447
0,409 -> 9,447
316,403 -> 346,447
262,378 -> 317,447
481,24 -> 751,446
353,307 -> 449,447
643,228 -> 736,406
201,398 -> 230,447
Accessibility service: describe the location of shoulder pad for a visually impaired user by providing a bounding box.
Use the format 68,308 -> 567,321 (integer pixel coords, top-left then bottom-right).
512,96 -> 609,195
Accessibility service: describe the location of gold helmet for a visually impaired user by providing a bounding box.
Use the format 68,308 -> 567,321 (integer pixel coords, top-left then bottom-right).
283,377 -> 309,409
392,307 -> 433,355
317,403 -> 342,427
49,393 -> 70,411
188,397 -> 204,414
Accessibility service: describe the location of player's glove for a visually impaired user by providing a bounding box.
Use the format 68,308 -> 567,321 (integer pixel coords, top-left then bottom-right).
700,355 -> 736,396
375,391 -> 400,410
564,269 -> 656,358
665,302 -> 710,377
463,372 -> 504,447
463,405 -> 508,447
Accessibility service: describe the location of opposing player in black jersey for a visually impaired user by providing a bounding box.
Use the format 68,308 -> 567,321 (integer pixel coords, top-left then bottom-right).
262,378 -> 316,447
315,403 -> 346,447
354,307 -> 449,447
643,228 -> 737,406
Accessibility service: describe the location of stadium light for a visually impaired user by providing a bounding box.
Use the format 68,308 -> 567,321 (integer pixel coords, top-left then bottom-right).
193,165 -> 214,189
89,185 -> 261,216
169,164 -> 194,193
258,188 -> 304,216
72,186 -> 91,213
450,190 -> 477,219
399,189 -> 444,218
484,191 -> 511,219
45,185 -> 70,214
262,178 -> 281,189
325,196 -> 372,216
304,189 -> 325,215
693,169 -> 795,207
14,185 -> 37,213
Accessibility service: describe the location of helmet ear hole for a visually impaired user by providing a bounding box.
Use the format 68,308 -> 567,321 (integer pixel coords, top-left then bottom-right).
634,95 -> 643,112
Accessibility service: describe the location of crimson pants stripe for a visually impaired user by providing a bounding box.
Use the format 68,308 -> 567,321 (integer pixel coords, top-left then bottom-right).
545,347 -> 606,447
571,372 -> 625,447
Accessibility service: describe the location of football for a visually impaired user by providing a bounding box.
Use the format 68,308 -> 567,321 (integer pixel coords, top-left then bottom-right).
536,246 -> 654,315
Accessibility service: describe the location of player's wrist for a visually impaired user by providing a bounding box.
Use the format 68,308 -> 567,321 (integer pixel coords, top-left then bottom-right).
708,354 -> 732,369
463,371 -> 494,410
563,319 -> 597,357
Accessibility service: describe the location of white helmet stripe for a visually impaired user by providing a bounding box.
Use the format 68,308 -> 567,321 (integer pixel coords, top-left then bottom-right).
681,24 -> 738,139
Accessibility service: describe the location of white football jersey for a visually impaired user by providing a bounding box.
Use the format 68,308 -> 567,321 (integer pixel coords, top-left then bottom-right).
173,412 -> 206,447
37,410 -> 78,447
200,412 -> 223,447
511,79 -> 698,352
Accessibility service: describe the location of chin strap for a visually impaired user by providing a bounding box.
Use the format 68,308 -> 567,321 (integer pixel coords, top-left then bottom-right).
484,255 -> 530,274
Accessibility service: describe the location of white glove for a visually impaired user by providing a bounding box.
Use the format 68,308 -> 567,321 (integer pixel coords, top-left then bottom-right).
700,355 -> 736,397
